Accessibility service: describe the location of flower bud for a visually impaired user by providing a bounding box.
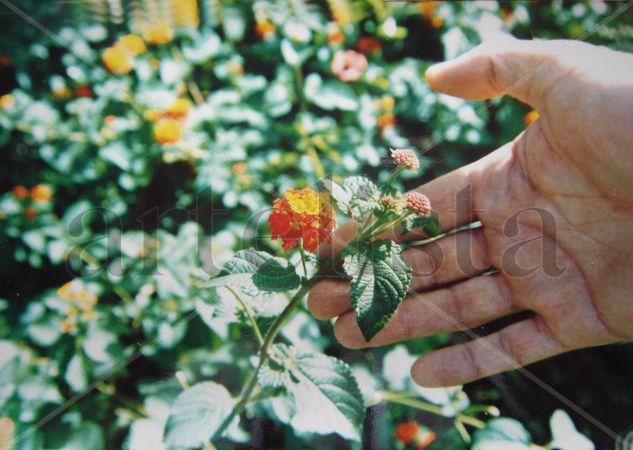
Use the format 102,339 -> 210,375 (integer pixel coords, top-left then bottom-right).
406,192 -> 431,216
391,148 -> 420,171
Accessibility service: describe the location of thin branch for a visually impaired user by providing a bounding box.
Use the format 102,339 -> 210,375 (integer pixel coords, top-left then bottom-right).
226,286 -> 264,348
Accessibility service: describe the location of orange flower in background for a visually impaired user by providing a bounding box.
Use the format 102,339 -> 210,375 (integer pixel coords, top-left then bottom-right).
232,162 -> 248,175
24,207 -> 37,219
0,94 -> 14,109
327,24 -> 345,46
11,185 -> 28,199
331,50 -> 367,82
102,46 -> 133,74
357,36 -> 381,54
143,23 -> 173,45
117,34 -> 147,55
394,421 -> 436,449
377,114 -> 396,132
524,109 -> 540,126
255,19 -> 276,40
31,184 -> 52,203
165,98 -> 192,119
0,417 -> 14,450
75,86 -> 93,98
268,188 -> 335,253
153,118 -> 182,144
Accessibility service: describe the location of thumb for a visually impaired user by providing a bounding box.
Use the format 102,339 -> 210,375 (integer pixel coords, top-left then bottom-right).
425,38 -> 575,108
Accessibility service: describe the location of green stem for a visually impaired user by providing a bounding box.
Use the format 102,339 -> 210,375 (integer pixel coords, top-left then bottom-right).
382,165 -> 405,189
365,212 -> 414,241
379,391 -> 486,429
211,272 -> 324,442
298,243 -> 308,279
226,286 -> 264,348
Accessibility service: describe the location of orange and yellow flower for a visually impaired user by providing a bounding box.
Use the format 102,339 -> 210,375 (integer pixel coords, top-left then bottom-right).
0,94 -> 14,109
31,184 -> 52,203
102,46 -> 133,74
268,188 -> 335,253
11,185 -> 29,199
255,19 -> 276,40
153,118 -> 182,144
143,23 -> 173,45
394,421 -> 436,449
117,34 -> 147,55
165,98 -> 192,119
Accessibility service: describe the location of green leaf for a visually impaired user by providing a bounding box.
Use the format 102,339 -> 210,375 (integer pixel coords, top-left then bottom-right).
164,381 -> 235,447
322,176 -> 380,220
252,256 -> 301,292
410,215 -> 442,237
319,179 -> 351,213
65,354 -> 88,392
262,345 -> 365,441
209,249 -> 300,292
312,81 -> 359,111
472,418 -> 531,450
343,240 -> 412,341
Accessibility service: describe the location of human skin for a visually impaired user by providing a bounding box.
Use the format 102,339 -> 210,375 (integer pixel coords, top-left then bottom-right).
307,38 -> 633,387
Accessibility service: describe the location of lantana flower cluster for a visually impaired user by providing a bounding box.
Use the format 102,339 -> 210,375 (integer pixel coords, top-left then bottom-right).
268,149 -> 433,255
268,187 -> 336,253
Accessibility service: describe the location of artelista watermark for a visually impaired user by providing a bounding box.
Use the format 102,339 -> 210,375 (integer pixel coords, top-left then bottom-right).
64,181 -> 566,281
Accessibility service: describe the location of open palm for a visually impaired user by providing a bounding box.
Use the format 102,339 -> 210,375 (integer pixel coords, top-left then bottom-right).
308,38 -> 633,387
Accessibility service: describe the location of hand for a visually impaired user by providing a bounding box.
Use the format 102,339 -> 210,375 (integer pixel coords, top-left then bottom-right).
308,38 -> 633,387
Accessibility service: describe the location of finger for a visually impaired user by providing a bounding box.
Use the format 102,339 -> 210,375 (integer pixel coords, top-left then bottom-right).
334,274 -> 520,348
410,316 -> 568,387
407,227 -> 492,292
307,278 -> 349,321
316,220 -> 357,261
425,37 -> 573,108
308,227 -> 493,320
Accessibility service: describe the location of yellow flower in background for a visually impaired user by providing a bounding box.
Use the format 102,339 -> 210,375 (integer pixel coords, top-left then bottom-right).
0,94 -> 14,109
165,98 -> 192,119
154,118 -> 182,144
31,184 -> 53,203
102,46 -> 132,74
172,0 -> 200,28
143,23 -> 173,45
117,34 -> 147,55
144,108 -> 162,122
57,280 -> 98,307
51,85 -> 72,100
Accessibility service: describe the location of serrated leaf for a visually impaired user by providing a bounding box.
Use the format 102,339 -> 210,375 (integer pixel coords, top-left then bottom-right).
262,345 -> 365,441
334,176 -> 380,220
410,215 -> 442,237
252,256 -> 301,292
208,249 -> 299,292
343,240 -> 412,341
319,178 -> 351,213
164,382 -> 234,447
